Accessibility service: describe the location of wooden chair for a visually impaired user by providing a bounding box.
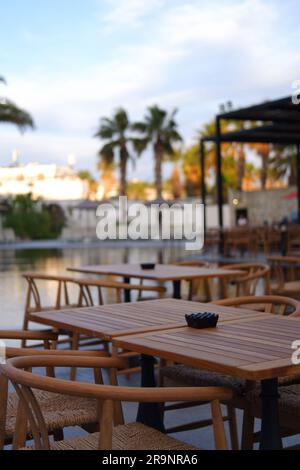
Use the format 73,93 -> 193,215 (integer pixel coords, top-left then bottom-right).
22,273 -> 80,333
22,272 -> 166,352
224,228 -> 256,256
267,256 -> 300,300
77,278 -> 166,305
244,382 -> 300,449
287,224 -> 300,253
204,228 -> 220,252
0,355 -> 233,450
213,294 -> 300,316
22,273 -> 89,349
220,263 -> 270,297
173,261 -> 211,301
160,295 -> 300,450
255,226 -> 281,255
0,330 -> 110,449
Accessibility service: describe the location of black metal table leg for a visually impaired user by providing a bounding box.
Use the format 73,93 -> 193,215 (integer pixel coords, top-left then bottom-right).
172,280 -> 181,299
123,277 -> 131,303
136,354 -> 165,432
260,378 -> 283,450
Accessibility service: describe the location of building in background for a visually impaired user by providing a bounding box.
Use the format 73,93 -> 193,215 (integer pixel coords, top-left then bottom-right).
0,161 -> 90,201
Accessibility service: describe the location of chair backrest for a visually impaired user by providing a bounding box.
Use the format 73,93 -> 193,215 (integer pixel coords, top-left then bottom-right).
212,294 -> 300,316
77,279 -> 166,306
173,261 -> 210,300
0,331 -> 109,450
267,255 -> 300,289
0,355 -> 232,450
174,260 -> 209,268
221,263 -> 270,296
23,273 -> 81,313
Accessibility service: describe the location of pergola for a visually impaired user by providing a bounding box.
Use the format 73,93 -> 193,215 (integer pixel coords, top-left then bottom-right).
200,96 -> 300,238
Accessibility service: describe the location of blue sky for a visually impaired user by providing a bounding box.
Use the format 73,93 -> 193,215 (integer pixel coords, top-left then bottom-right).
1,0 -> 300,181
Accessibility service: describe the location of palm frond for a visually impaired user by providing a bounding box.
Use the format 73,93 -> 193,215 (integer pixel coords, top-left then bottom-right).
131,121 -> 147,133
114,108 -> 129,131
98,142 -> 116,166
147,105 -> 167,131
0,99 -> 35,131
94,125 -> 114,139
131,137 -> 149,155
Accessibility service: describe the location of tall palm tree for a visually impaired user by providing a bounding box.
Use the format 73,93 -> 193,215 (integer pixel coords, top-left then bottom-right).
95,108 -> 133,196
0,76 -> 34,131
132,105 -> 182,199
249,143 -> 270,189
269,144 -> 297,186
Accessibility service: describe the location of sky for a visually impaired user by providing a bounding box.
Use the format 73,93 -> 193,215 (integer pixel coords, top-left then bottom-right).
1,0 -> 300,182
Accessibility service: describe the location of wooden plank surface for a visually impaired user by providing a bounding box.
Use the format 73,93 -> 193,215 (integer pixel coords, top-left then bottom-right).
68,263 -> 244,281
113,315 -> 300,380
29,298 -> 264,341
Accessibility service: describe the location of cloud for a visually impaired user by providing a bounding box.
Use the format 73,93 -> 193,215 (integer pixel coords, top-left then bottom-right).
102,0 -> 167,29
0,127 -> 98,168
1,0 -> 299,181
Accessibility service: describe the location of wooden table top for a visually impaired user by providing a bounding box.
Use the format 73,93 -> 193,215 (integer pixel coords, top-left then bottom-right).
113,314 -> 300,381
68,263 -> 244,281
29,298 -> 265,341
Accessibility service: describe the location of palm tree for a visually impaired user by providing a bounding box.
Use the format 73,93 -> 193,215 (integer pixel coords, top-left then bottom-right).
0,76 -> 34,131
95,108 -> 133,196
132,105 -> 182,199
269,144 -> 297,186
249,143 -> 270,189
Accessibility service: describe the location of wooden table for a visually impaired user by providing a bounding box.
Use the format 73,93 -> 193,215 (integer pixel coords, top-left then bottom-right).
113,314 -> 300,450
68,263 -> 244,301
29,298 -> 264,341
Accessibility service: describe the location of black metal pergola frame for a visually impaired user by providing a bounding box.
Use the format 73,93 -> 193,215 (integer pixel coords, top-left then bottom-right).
200,96 -> 300,237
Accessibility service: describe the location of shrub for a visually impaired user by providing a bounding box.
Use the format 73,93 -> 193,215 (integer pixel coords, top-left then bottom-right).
4,194 -> 65,240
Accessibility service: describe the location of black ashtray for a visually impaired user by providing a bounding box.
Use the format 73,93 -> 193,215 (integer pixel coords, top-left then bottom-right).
185,312 -> 219,329
140,263 -> 155,270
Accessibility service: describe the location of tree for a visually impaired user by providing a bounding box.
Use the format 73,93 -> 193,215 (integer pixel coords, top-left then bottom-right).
77,170 -> 98,199
269,144 -> 297,186
0,76 -> 34,131
127,180 -> 154,200
98,161 -> 118,200
4,194 -> 65,240
132,105 -> 182,199
249,143 -> 270,189
182,144 -> 201,197
94,108 -> 133,196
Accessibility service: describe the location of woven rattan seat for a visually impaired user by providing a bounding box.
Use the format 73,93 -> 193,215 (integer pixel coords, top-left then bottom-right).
6,390 -> 98,438
161,364 -> 299,393
161,365 -> 246,396
247,383 -> 300,417
23,423 -> 196,450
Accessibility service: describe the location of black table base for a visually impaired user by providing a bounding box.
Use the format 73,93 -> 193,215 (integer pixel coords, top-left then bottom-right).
172,280 -> 181,299
136,354 -> 165,433
123,277 -> 131,302
260,378 -> 283,450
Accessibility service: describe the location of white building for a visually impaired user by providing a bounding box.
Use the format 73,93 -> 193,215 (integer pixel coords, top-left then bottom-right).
0,162 -> 89,201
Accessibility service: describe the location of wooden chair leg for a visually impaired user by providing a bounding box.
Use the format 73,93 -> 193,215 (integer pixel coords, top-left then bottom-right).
241,406 -> 255,450
211,400 -> 228,450
0,374 -> 8,450
21,312 -> 30,348
227,404 -> 239,450
70,333 -> 79,381
12,399 -> 28,449
108,368 -> 124,426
